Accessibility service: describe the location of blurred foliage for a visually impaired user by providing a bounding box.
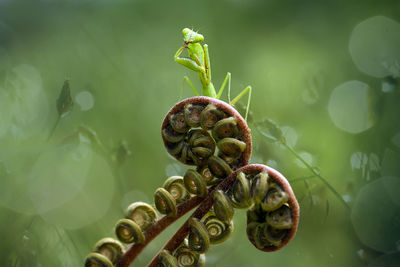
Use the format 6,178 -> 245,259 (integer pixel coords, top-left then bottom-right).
1,0 -> 400,266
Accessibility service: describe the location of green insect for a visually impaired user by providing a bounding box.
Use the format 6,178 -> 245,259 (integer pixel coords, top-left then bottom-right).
174,28 -> 252,121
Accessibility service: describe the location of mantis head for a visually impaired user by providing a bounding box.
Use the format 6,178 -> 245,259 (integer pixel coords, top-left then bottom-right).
182,28 -> 204,44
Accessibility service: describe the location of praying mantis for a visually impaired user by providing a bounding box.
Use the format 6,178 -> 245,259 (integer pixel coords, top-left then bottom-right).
174,28 -> 252,121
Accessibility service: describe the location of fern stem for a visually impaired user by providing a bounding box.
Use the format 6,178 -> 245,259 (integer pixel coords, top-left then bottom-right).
281,143 -> 350,210
116,195 -> 205,267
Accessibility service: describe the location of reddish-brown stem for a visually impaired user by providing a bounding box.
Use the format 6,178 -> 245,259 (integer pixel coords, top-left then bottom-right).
147,171 -> 238,267
116,195 -> 205,267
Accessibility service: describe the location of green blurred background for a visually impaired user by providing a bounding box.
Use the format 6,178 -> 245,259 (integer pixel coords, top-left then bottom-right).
1,0 -> 400,266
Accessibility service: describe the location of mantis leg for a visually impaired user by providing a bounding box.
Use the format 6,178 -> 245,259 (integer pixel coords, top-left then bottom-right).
183,76 -> 200,96
174,45 -> 205,73
230,85 -> 252,122
216,72 -> 231,100
203,44 -> 212,84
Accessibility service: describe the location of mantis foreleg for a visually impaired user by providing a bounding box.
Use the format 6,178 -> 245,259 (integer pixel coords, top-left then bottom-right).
174,45 -> 205,73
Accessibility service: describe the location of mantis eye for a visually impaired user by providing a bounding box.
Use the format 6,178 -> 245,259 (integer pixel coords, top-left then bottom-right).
182,28 -> 204,43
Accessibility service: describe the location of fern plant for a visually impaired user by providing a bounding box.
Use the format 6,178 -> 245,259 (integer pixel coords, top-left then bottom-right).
84,28 -> 300,267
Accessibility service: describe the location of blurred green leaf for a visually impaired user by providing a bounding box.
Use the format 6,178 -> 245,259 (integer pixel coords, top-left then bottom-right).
351,176 -> 400,253
257,118 -> 286,144
112,140 -> 132,165
369,252 -> 400,267
78,125 -> 102,147
56,80 -> 73,118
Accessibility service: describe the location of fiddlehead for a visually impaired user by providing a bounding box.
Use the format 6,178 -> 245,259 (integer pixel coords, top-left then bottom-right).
187,218 -> 210,253
183,169 -> 208,197
241,164 -> 300,252
173,242 -> 206,267
161,96 -> 252,169
158,250 -> 179,267
202,212 -> 234,244
212,190 -> 234,224
85,238 -> 125,266
124,202 -> 158,230
114,219 -> 145,244
85,253 -> 113,267
154,188 -> 178,217
163,176 -> 191,204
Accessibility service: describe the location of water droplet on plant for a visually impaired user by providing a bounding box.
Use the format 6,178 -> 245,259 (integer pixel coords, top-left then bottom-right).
381,76 -> 399,93
75,91 -> 94,111
294,152 -> 313,169
281,126 -> 298,148
356,249 -> 365,259
302,69 -> 323,104
342,194 -> 352,203
369,153 -> 380,172
350,152 -> 365,170
350,152 -> 380,179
